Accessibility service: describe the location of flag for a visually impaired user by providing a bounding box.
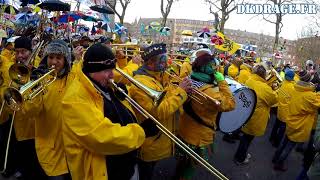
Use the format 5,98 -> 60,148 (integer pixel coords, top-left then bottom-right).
140,23 -> 145,34
214,32 -> 240,55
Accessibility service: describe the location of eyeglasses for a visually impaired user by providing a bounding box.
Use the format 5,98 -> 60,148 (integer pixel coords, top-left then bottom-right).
87,58 -> 116,66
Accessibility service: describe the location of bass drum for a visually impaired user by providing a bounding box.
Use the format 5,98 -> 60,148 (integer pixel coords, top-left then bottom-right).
217,77 -> 257,134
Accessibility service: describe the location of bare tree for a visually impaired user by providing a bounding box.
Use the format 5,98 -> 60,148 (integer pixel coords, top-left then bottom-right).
204,0 -> 244,33
160,0 -> 178,27
105,0 -> 131,24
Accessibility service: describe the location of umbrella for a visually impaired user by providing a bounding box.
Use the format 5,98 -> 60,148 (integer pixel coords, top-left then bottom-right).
81,15 -> 101,22
20,0 -> 40,6
160,27 -> 171,32
15,13 -> 33,22
145,25 -> 153,30
211,35 -> 223,45
90,5 -> 114,14
101,23 -> 112,32
197,30 -> 211,38
7,36 -> 21,43
0,20 -> 15,28
38,0 -> 70,11
0,29 -> 7,38
181,30 -> 193,36
0,5 -> 19,14
58,14 -> 82,23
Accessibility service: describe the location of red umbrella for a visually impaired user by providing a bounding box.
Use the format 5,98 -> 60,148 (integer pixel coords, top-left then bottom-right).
211,35 -> 224,45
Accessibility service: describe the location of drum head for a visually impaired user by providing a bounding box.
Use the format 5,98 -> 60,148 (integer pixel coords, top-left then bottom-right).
217,87 -> 257,134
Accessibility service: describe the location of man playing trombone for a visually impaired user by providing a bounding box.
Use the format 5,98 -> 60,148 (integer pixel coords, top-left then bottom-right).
128,43 -> 192,180
61,43 -> 149,180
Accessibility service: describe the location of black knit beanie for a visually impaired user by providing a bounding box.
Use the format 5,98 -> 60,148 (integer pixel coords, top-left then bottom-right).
83,43 -> 116,73
14,36 -> 32,51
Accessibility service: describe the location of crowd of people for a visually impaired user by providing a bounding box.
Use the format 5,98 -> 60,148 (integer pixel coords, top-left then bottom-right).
0,26 -> 319,180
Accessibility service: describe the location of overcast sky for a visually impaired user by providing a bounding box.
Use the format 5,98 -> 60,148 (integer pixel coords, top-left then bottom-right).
105,0 -> 318,40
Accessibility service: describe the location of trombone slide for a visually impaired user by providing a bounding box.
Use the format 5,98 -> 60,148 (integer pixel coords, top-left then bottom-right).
109,80 -> 228,180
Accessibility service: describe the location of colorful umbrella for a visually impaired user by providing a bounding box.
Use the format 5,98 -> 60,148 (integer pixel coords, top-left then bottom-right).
181,30 -> 193,36
197,31 -> 211,38
145,25 -> 153,30
1,5 -> 19,15
211,35 -> 223,45
0,29 -> 7,38
58,14 -> 82,23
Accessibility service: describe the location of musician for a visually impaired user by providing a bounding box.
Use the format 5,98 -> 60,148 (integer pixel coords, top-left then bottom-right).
233,63 -> 278,165
27,39 -> 74,179
14,36 -> 41,68
129,43 -> 192,180
227,55 -> 242,81
269,69 -> 295,147
0,36 -> 47,179
174,50 -> 235,180
61,43 -> 147,180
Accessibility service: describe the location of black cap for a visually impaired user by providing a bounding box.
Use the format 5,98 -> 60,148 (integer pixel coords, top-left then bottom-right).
14,36 -> 32,51
83,43 -> 116,73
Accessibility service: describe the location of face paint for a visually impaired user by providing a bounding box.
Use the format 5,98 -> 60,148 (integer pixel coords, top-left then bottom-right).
154,54 -> 168,72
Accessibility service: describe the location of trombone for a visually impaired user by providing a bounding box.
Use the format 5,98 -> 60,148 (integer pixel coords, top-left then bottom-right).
111,68 -> 228,180
112,44 -> 144,57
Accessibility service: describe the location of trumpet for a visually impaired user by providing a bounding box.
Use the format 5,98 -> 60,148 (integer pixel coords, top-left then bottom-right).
105,79 -> 228,180
3,67 -> 57,111
165,70 -> 221,106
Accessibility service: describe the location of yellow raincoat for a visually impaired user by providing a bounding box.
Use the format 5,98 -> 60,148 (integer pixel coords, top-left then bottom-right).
180,62 -> 192,78
228,64 -> 239,80
62,70 -> 145,180
238,64 -> 252,84
129,71 -> 188,162
1,48 -> 14,61
242,74 -> 278,136
294,73 -> 300,82
0,55 -> 13,123
285,82 -> 320,142
178,81 -> 235,146
277,80 -> 295,122
32,74 -> 76,176
113,61 -> 139,84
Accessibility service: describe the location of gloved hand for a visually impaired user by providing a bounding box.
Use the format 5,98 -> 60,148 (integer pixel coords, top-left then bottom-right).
31,66 -> 48,80
114,83 -> 128,101
140,118 -> 159,138
214,72 -> 225,83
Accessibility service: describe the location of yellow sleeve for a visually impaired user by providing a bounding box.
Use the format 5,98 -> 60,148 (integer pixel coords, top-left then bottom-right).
215,81 -> 236,111
62,100 -> 145,155
263,85 -> 278,107
306,93 -> 320,109
179,62 -> 192,78
129,84 -> 188,121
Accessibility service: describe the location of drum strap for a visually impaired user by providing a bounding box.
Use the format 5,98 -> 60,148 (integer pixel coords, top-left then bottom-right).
183,101 -> 215,130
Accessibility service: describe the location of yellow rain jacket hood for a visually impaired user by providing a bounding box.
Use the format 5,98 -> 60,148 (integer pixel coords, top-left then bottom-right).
238,63 -> 252,84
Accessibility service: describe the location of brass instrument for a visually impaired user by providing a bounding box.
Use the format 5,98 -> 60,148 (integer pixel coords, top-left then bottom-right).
9,40 -> 45,85
4,67 -> 56,111
115,67 -> 166,106
266,68 -> 283,90
112,44 -> 143,57
107,79 -> 228,180
165,70 -> 221,106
